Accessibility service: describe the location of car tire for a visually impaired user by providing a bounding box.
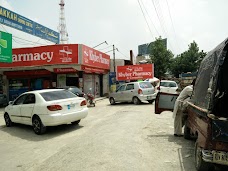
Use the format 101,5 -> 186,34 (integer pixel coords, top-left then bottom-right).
72,120 -> 81,125
195,141 -> 212,171
184,121 -> 191,140
4,113 -> 13,127
32,116 -> 46,135
148,100 -> 154,104
133,97 -> 140,105
109,97 -> 115,105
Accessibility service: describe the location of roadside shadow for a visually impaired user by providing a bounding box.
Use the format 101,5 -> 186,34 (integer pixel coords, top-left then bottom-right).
0,123 -> 84,141
147,134 -> 196,171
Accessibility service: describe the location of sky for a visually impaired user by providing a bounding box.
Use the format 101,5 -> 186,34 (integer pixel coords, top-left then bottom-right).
0,0 -> 228,60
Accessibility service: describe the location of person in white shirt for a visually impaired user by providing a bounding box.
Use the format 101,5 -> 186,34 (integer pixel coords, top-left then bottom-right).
173,79 -> 196,137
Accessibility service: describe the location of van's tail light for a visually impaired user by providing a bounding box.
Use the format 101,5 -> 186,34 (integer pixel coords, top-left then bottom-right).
80,100 -> 87,106
47,105 -> 62,111
138,89 -> 143,94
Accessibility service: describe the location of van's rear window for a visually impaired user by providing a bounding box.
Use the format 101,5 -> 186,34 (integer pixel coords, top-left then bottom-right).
40,90 -> 77,101
139,82 -> 153,88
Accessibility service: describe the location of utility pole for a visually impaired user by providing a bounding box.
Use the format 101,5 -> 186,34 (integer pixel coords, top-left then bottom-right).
113,45 -> 116,73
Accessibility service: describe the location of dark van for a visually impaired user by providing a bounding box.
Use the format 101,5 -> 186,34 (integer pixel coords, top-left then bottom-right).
155,38 -> 228,171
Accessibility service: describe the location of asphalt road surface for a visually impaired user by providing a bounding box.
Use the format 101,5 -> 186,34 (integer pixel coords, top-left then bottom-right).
0,99 -> 197,171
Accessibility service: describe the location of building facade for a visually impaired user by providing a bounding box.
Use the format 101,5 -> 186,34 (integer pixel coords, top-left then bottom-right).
0,44 -> 110,100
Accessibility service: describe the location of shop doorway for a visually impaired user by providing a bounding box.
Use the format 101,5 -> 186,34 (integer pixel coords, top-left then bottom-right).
66,77 -> 79,87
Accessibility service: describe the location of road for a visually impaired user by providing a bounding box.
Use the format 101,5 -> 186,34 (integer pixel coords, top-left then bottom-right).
0,99 -> 196,171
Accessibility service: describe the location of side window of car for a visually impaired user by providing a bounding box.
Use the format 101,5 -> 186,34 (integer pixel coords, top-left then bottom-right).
14,95 -> 27,105
126,84 -> 134,90
117,85 -> 126,92
23,94 -> 36,104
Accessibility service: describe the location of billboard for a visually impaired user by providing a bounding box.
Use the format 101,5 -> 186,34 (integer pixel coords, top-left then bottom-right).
0,31 -> 12,63
79,44 -> 110,70
116,64 -> 154,81
0,6 -> 59,43
138,38 -> 167,56
0,44 -> 78,68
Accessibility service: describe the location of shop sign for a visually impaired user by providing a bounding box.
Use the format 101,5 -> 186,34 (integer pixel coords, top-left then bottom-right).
0,44 -> 78,68
116,64 -> 154,81
81,65 -> 107,74
53,68 -> 77,73
0,6 -> 59,43
80,45 -> 110,70
0,31 -> 12,63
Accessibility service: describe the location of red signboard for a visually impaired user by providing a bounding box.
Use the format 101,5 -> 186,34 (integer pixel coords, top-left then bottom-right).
0,44 -> 78,68
81,45 -> 110,70
81,65 -> 108,74
116,64 -> 154,81
53,68 -> 77,73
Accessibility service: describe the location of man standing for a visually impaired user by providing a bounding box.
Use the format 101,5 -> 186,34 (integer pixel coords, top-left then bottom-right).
173,79 -> 196,137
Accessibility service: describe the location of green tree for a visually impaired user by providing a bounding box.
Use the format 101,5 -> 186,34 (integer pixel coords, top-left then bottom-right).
170,41 -> 207,77
149,37 -> 174,78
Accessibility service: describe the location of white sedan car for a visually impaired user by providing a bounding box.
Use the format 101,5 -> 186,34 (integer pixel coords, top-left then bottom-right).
158,80 -> 179,94
4,89 -> 88,134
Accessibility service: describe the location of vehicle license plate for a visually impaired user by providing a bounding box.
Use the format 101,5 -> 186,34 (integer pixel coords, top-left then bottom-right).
67,105 -> 71,110
147,96 -> 152,100
213,151 -> 228,165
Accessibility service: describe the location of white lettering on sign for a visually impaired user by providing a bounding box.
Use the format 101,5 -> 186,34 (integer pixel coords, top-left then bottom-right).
12,52 -> 53,62
132,72 -> 151,77
89,50 -> 109,65
118,72 -> 133,78
118,72 -> 151,78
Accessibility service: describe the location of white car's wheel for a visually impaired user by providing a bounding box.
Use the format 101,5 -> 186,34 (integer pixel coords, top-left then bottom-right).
109,97 -> 115,105
133,97 -> 140,105
4,113 -> 13,127
32,116 -> 46,135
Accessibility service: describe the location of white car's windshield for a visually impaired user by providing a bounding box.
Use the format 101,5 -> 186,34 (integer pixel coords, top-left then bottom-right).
40,90 -> 77,101
139,82 -> 153,88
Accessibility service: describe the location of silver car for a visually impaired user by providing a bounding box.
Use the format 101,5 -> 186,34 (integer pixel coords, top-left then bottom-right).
109,82 -> 157,105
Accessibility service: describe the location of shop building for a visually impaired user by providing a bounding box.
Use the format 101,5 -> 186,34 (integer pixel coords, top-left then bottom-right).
0,44 -> 110,100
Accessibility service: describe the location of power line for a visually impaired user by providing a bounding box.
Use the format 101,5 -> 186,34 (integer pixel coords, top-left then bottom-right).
150,0 -> 175,51
150,0 -> 167,37
116,49 -> 129,59
137,0 -> 154,39
165,0 -> 181,51
98,45 -> 113,51
141,0 -> 160,36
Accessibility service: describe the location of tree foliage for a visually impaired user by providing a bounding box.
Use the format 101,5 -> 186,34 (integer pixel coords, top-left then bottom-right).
149,37 -> 174,78
170,41 -> 207,77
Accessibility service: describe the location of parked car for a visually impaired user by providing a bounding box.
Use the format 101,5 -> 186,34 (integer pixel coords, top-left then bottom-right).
4,89 -> 88,134
155,38 -> 228,171
61,86 -> 85,97
109,81 -> 157,105
158,80 -> 178,94
0,94 -> 8,107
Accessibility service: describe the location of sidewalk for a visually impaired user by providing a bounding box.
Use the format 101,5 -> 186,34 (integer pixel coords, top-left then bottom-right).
95,96 -> 108,102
